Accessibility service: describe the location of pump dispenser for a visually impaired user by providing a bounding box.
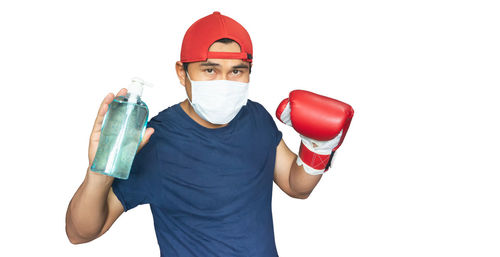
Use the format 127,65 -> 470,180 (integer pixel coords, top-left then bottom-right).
127,77 -> 153,101
90,77 -> 153,179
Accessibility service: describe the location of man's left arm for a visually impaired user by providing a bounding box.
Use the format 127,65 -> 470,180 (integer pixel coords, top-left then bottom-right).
273,138 -> 322,199
272,90 -> 354,199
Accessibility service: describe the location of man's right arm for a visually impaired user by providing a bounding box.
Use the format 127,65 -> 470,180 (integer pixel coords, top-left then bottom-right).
66,88 -> 154,244
65,168 -> 124,244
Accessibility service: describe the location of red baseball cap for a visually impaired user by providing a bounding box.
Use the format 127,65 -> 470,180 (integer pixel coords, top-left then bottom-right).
180,11 -> 253,63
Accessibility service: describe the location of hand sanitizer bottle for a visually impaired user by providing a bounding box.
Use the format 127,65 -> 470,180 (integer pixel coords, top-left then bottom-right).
91,77 -> 153,179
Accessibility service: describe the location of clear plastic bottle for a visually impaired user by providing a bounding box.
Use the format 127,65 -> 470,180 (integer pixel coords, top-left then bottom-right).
90,77 -> 153,179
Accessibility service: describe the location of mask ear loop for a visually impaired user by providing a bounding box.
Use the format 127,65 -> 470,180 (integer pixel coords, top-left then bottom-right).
185,70 -> 193,82
184,71 -> 195,106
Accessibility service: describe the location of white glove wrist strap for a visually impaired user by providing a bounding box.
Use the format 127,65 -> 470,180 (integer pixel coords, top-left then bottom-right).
297,156 -> 327,175
297,141 -> 336,174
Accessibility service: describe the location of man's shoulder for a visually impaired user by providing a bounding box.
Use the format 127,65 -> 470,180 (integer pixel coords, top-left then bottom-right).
151,103 -> 181,121
247,99 -> 271,115
146,102 -> 183,131
245,99 -> 277,127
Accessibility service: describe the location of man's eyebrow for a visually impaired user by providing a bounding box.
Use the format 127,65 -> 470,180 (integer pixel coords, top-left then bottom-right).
200,62 -> 221,67
232,63 -> 249,69
200,62 -> 249,69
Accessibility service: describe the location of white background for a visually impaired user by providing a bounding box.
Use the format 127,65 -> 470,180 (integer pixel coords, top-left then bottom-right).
1,0 -> 499,256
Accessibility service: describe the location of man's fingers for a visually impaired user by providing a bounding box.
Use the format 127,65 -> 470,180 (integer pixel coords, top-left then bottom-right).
137,127 -> 155,153
92,93 -> 114,135
141,127 -> 155,146
116,88 -> 127,97
93,88 -> 126,132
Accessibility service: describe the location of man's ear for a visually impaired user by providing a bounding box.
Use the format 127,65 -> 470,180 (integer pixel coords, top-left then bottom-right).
175,61 -> 186,87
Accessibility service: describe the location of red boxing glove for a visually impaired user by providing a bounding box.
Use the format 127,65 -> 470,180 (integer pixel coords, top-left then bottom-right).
276,90 -> 354,175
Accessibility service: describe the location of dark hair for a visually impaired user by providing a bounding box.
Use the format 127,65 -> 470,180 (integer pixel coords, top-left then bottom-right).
183,38 -> 252,74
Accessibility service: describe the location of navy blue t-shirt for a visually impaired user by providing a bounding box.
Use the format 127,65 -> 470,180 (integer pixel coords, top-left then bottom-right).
112,99 -> 283,257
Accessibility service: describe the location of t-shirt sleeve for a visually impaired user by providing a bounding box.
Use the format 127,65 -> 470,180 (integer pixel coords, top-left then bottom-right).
271,115 -> 283,147
111,116 -> 161,212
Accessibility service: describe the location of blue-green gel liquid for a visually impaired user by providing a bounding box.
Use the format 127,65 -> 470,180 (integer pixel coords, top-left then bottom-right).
90,94 -> 148,179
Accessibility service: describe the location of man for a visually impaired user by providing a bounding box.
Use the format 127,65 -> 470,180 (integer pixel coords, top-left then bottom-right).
66,11 -> 353,256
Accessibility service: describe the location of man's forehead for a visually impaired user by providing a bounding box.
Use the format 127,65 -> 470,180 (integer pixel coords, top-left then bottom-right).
208,41 -> 241,52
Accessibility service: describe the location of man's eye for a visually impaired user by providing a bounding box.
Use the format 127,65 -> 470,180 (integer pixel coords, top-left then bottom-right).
205,68 -> 214,74
232,70 -> 241,75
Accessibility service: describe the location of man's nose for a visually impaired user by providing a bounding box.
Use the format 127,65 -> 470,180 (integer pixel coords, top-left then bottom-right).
218,73 -> 229,80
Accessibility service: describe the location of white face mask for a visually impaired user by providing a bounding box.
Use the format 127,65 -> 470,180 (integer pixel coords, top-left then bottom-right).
186,71 -> 249,125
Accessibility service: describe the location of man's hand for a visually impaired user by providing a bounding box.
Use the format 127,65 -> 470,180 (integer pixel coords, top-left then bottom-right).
276,90 -> 354,175
88,88 -> 155,169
